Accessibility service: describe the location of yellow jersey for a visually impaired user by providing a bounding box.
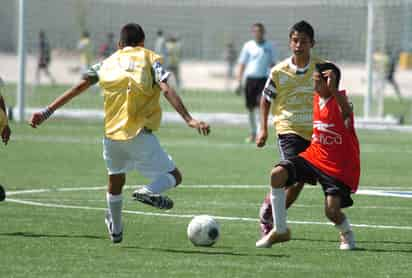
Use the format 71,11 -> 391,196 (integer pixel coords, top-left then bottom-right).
92,47 -> 166,141
263,56 -> 325,141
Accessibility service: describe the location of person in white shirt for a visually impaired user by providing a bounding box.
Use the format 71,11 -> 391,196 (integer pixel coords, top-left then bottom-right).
238,23 -> 277,142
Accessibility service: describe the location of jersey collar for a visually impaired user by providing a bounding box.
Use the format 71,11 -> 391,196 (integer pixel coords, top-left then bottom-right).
288,56 -> 311,75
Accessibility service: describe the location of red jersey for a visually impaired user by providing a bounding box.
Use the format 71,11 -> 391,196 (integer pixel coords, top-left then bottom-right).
300,90 -> 360,192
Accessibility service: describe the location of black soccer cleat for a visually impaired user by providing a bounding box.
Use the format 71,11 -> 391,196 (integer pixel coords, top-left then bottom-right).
132,189 -> 174,210
0,184 -> 5,202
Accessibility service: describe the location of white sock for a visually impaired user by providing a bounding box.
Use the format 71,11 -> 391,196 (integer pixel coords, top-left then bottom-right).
106,193 -> 123,235
248,109 -> 257,137
335,217 -> 351,234
270,188 -> 287,233
143,173 -> 176,194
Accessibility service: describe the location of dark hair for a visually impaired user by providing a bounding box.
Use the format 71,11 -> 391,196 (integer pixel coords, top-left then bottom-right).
120,23 -> 145,47
315,62 -> 341,88
157,29 -> 163,36
289,20 -> 314,42
82,30 -> 90,38
252,23 -> 265,32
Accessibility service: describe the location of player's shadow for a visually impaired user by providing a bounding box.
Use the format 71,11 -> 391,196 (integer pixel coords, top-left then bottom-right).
0,231 -> 105,240
293,237 -> 412,253
122,246 -> 288,258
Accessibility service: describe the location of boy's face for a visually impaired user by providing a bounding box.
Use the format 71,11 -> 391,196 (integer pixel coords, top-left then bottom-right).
252,26 -> 264,42
289,31 -> 313,58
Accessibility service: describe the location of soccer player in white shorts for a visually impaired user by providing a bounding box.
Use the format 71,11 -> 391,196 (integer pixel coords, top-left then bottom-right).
30,23 -> 210,244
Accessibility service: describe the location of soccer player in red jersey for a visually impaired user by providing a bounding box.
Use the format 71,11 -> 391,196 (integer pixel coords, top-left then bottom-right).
256,62 -> 360,250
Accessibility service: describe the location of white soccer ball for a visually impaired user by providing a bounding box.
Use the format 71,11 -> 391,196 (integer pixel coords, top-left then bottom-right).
187,215 -> 220,247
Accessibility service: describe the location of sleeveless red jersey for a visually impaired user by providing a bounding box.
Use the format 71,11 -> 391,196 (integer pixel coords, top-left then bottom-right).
299,91 -> 360,192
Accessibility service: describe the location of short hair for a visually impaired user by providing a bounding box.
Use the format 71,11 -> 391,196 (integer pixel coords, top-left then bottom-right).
252,23 -> 265,32
289,20 -> 314,42
316,62 -> 341,88
120,23 -> 145,47
82,30 -> 90,38
157,29 -> 163,36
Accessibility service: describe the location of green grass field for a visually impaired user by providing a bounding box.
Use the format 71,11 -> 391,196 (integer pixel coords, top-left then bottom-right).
3,83 -> 412,122
1,85 -> 412,278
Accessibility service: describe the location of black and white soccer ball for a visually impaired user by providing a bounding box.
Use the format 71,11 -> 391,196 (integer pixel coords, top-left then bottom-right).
187,215 -> 220,247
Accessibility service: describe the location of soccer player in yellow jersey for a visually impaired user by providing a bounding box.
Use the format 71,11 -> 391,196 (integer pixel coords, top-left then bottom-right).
256,21 -> 325,236
30,23 -> 210,243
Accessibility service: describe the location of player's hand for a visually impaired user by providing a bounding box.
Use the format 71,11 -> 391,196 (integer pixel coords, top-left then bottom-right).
323,70 -> 337,93
1,125 -> 11,145
234,81 -> 242,96
187,119 -> 210,136
29,112 -> 46,128
256,129 -> 268,148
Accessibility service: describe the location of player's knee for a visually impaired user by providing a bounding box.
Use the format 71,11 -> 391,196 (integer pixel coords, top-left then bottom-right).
170,168 -> 182,186
270,166 -> 288,188
325,206 -> 339,222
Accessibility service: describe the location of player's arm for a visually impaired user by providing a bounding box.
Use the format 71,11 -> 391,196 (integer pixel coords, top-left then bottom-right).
324,70 -> 353,124
0,95 -> 11,145
160,82 -> 209,136
256,77 -> 276,148
152,60 -> 210,136
29,78 -> 92,128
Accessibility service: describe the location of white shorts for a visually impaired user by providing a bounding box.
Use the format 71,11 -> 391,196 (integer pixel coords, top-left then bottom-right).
103,130 -> 176,178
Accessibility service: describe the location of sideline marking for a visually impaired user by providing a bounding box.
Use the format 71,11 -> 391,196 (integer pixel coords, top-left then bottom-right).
7,185 -> 412,198
6,198 -> 412,231
5,185 -> 412,231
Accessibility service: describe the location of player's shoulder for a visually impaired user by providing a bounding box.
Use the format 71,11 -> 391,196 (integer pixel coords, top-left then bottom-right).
270,58 -> 290,74
310,56 -> 328,66
242,40 -> 256,49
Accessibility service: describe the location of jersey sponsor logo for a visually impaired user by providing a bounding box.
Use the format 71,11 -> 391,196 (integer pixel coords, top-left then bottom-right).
285,93 -> 312,105
313,121 -> 342,145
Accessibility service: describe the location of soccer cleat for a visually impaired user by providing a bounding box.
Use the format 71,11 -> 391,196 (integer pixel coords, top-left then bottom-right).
104,211 -> 123,244
339,230 -> 356,250
132,189 -> 174,210
255,228 -> 291,248
0,184 -> 5,202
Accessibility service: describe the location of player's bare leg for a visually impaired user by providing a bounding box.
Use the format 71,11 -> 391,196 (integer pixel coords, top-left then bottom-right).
132,168 -> 182,210
325,195 -> 355,250
259,182 -> 304,236
256,166 -> 291,248
105,173 -> 125,243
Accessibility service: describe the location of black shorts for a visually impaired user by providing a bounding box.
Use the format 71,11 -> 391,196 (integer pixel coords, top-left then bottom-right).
277,156 -> 354,208
245,77 -> 266,109
277,133 -> 311,160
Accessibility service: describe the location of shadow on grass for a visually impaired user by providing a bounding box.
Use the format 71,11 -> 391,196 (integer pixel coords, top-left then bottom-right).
122,245 -> 288,258
293,237 -> 412,253
0,231 -> 105,240
294,237 -> 412,245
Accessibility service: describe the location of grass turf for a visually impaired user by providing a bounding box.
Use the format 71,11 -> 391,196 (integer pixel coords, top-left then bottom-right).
1,120 -> 412,278
2,83 -> 412,122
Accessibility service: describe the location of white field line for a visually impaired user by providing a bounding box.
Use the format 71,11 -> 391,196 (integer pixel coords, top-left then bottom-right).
11,135 -> 412,154
17,107 -> 412,132
6,185 -> 412,196
13,198 -> 411,211
6,198 -> 412,231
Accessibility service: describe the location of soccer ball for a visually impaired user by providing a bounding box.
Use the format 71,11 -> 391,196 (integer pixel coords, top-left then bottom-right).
187,215 -> 220,247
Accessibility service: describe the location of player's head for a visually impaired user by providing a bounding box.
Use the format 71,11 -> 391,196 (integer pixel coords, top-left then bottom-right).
313,62 -> 341,97
39,30 -> 45,40
157,29 -> 163,37
289,21 -> 315,57
251,23 -> 265,43
82,30 -> 90,38
119,23 -> 145,48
